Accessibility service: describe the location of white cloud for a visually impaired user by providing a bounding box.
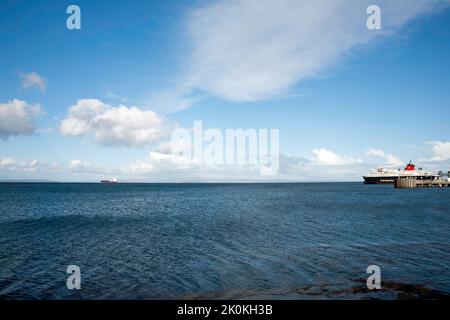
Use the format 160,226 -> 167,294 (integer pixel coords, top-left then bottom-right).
366,148 -> 403,167
68,159 -> 90,169
3,143 -> 447,182
122,145 -> 364,181
0,157 -> 17,167
0,157 -> 42,172
0,99 -> 41,139
67,159 -> 114,175
0,148 -> 367,182
60,99 -> 106,136
0,156 -> 113,178
160,0 -> 448,109
311,148 -> 361,166
125,151 -> 268,180
17,71 -> 46,92
60,99 -> 170,147
423,141 -> 450,162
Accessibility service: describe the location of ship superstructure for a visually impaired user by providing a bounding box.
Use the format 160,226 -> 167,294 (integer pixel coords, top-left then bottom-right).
363,161 -> 439,184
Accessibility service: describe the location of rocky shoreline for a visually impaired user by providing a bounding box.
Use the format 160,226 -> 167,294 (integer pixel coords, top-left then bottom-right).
182,279 -> 450,300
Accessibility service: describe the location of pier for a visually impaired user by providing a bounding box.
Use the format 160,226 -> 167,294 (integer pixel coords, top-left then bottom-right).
394,177 -> 450,188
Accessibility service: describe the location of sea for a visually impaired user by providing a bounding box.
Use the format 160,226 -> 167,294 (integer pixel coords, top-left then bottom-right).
0,182 -> 449,300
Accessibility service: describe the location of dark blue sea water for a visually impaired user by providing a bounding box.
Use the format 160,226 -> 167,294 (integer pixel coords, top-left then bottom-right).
0,182 -> 449,299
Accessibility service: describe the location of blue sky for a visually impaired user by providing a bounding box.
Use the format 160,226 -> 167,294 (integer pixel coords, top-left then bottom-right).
1,0 -> 450,182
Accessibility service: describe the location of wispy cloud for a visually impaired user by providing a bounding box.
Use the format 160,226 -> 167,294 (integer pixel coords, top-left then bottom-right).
0,99 -> 41,139
105,90 -> 128,103
158,0 -> 448,112
17,71 -> 46,92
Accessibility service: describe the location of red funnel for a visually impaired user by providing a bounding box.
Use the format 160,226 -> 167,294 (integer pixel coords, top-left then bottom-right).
405,161 -> 415,171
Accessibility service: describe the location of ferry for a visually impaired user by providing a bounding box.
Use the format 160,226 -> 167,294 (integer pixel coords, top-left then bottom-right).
100,178 -> 118,184
363,161 -> 439,184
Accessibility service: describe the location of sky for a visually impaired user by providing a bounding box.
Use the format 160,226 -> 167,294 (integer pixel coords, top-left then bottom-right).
1,0 -> 450,182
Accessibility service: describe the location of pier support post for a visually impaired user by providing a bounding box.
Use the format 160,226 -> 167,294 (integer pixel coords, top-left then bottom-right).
394,177 -> 416,188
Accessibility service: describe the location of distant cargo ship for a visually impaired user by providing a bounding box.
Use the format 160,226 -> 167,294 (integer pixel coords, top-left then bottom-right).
100,178 -> 118,184
363,161 -> 439,184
